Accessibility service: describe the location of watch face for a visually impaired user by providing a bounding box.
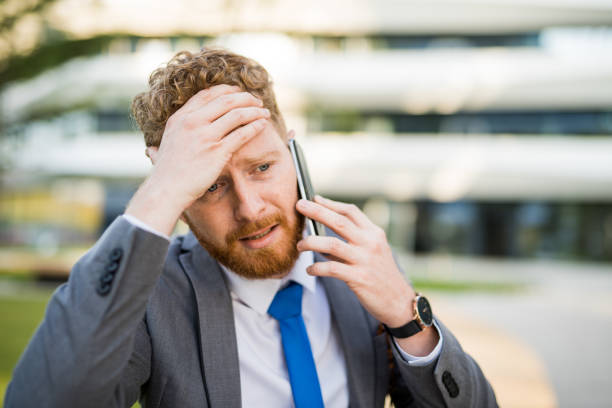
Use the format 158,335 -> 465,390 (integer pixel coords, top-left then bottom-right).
416,296 -> 433,326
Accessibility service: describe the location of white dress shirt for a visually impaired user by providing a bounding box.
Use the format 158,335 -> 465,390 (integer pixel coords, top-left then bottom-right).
221,250 -> 349,407
122,214 -> 443,407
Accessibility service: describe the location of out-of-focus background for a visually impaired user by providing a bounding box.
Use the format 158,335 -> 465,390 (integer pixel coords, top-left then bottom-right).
1,0 -> 612,406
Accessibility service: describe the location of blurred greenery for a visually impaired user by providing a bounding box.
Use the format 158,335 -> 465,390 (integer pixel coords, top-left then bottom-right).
0,0 -> 126,128
0,289 -> 50,407
1,0 -> 59,86
412,277 -> 526,293
0,35 -> 115,89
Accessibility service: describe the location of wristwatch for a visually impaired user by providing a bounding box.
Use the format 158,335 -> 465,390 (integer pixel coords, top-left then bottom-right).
384,293 -> 433,338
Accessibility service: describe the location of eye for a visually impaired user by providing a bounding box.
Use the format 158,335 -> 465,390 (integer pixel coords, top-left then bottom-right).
257,163 -> 270,172
207,183 -> 218,193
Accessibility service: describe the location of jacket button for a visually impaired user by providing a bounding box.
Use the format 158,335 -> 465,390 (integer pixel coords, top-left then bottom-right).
97,282 -> 112,296
442,371 -> 459,398
100,273 -> 114,285
109,248 -> 123,262
105,261 -> 119,273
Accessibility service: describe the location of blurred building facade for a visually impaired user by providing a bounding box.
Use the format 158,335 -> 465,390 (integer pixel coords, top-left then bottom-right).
2,0 -> 612,264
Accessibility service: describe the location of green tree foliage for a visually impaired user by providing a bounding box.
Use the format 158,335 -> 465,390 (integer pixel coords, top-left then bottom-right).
1,35 -> 114,88
0,0 -> 113,90
1,0 -> 58,85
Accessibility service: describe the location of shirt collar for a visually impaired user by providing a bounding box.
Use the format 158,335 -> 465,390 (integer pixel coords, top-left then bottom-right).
220,248 -> 316,316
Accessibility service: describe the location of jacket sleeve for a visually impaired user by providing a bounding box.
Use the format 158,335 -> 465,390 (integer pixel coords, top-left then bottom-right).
390,318 -> 498,408
4,216 -> 170,408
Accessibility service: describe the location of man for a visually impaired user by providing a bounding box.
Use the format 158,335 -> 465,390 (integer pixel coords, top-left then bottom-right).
5,48 -> 497,407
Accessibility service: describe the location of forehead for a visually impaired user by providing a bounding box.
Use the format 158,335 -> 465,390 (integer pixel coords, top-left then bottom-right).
229,122 -> 287,166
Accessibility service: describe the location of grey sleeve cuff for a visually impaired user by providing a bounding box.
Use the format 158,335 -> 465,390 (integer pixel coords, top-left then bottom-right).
122,214 -> 170,241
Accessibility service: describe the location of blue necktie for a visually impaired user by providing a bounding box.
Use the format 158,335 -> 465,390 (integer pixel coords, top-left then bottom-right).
268,281 -> 325,408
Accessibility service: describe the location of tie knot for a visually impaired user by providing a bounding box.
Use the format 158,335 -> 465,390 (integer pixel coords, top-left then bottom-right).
268,281 -> 303,320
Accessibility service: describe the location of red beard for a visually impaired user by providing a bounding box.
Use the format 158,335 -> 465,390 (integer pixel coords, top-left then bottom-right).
186,211 -> 304,279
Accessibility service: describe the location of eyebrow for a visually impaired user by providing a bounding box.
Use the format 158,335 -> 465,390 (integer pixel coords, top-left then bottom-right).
236,149 -> 282,167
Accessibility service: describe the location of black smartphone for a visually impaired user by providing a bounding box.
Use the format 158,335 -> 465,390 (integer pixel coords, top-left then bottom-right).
289,139 -> 326,237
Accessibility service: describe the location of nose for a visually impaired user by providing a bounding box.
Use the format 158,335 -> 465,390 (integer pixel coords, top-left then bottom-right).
233,178 -> 266,222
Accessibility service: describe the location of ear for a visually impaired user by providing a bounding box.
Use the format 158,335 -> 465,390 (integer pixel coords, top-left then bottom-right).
145,146 -> 159,165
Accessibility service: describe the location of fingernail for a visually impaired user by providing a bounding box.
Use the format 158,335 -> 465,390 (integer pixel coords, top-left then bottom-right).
297,199 -> 310,208
263,108 -> 270,116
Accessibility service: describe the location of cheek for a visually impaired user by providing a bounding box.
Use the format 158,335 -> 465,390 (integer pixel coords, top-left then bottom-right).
184,205 -> 231,243
279,163 -> 299,208
257,165 -> 297,215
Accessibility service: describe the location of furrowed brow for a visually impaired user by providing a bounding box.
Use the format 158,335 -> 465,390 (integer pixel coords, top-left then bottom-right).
238,150 -> 281,167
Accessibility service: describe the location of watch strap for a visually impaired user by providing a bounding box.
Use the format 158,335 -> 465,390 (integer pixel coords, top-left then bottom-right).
384,319 -> 422,338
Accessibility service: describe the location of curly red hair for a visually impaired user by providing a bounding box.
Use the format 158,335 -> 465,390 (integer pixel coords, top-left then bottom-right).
131,48 -> 286,147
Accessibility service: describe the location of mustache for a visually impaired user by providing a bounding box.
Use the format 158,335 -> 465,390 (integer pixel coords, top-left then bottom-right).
225,213 -> 285,244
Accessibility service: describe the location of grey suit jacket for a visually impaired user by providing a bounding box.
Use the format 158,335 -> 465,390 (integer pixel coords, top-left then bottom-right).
5,217 -> 497,407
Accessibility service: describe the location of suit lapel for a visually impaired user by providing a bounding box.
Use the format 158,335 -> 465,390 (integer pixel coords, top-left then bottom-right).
318,254 -> 376,408
179,232 -> 241,408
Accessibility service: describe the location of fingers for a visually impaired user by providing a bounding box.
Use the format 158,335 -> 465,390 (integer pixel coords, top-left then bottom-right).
314,195 -> 371,228
200,92 -> 264,123
307,261 -> 353,281
219,118 -> 268,155
181,84 -> 242,115
297,236 -> 362,264
209,106 -> 271,138
167,84 -> 268,143
296,199 -> 361,242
